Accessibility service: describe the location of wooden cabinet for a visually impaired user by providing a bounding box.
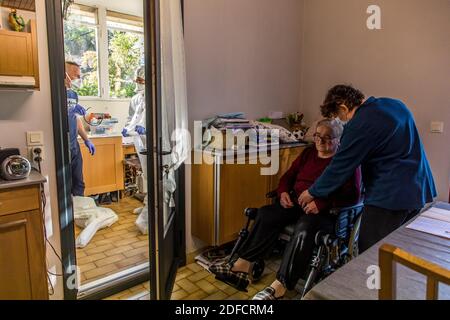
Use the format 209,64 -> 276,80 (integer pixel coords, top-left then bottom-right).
79,136 -> 125,196
191,145 -> 308,246
0,181 -> 48,300
0,19 -> 40,89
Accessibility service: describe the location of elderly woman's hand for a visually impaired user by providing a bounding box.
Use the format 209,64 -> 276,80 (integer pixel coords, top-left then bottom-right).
280,192 -> 294,209
303,201 -> 319,215
298,190 -> 314,207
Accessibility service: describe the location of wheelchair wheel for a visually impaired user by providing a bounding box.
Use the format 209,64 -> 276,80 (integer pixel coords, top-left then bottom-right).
251,259 -> 265,282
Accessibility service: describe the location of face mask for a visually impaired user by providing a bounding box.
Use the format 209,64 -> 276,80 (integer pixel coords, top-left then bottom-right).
66,72 -> 82,89
335,117 -> 348,126
136,83 -> 145,92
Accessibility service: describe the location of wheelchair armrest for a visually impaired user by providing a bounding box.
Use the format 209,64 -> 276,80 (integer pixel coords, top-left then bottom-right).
266,190 -> 278,199
244,208 -> 259,220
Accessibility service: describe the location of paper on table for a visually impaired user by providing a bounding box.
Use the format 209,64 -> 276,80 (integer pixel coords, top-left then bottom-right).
406,207 -> 450,239
421,207 -> 450,223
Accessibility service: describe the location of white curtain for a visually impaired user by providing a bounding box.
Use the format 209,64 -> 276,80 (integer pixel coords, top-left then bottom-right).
160,0 -> 189,210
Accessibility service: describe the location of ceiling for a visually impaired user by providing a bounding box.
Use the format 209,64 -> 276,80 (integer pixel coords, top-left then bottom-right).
1,0 -> 35,12
76,0 -> 143,17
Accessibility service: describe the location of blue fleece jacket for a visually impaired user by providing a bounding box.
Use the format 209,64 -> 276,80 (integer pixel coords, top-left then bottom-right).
309,96 -> 436,210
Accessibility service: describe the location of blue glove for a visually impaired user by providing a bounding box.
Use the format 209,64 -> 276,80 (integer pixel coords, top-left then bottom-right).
73,104 -> 87,116
84,140 -> 95,156
135,125 -> 146,135
122,128 -> 129,137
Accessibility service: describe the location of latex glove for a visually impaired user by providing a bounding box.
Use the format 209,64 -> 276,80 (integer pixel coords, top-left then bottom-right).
122,128 -> 129,137
73,104 -> 87,116
84,140 -> 95,156
135,125 -> 146,135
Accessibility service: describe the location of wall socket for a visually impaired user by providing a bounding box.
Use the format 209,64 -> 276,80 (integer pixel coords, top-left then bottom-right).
28,146 -> 45,166
430,122 -> 444,134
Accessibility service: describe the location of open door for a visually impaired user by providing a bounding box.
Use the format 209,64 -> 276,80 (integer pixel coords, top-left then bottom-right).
145,0 -> 188,300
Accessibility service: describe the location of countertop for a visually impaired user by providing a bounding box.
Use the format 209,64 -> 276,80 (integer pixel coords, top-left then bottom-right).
194,142 -> 312,157
0,170 -> 46,190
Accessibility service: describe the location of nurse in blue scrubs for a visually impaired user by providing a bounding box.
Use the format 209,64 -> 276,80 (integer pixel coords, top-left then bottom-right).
65,61 -> 96,196
299,84 -> 437,252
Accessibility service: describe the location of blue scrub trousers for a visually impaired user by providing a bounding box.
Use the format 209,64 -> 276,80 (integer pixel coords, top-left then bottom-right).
71,144 -> 85,196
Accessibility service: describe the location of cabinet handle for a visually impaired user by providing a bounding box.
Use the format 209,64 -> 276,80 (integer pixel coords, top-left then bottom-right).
0,219 -> 27,230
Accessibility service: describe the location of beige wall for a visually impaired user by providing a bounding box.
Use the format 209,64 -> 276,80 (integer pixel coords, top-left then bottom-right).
299,0 -> 450,201
0,1 -> 63,298
184,0 -> 304,252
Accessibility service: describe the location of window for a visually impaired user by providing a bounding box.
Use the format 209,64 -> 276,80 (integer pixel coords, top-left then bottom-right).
63,6 -> 144,100
64,5 -> 100,97
107,12 -> 145,99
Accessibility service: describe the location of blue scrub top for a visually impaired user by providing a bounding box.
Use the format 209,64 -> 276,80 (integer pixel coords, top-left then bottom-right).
67,89 -> 80,153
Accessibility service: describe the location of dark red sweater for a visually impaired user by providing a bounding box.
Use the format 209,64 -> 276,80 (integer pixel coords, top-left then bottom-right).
277,147 -> 361,212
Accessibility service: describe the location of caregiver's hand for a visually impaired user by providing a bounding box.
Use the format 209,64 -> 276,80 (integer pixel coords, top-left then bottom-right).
303,201 -> 319,215
298,190 -> 314,207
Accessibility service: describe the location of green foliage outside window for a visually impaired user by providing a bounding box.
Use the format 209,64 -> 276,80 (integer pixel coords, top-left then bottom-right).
64,22 -> 144,99
108,30 -> 143,99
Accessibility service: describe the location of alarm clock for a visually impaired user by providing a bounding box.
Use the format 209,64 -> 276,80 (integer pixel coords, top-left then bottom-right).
1,155 -> 31,180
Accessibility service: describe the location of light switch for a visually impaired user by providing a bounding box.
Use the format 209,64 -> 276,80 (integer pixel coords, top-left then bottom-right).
26,131 -> 44,146
430,122 -> 444,134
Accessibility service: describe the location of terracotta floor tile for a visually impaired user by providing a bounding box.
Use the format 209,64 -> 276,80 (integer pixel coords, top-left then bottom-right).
95,254 -> 126,267
123,246 -> 148,258
115,254 -> 146,269
103,245 -> 134,257
84,264 -> 118,280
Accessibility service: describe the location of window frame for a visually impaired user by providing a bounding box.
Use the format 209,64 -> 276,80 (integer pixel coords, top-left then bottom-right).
65,5 -> 144,102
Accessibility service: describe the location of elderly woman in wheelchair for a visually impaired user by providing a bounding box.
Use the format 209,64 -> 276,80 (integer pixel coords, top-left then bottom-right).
209,119 -> 362,300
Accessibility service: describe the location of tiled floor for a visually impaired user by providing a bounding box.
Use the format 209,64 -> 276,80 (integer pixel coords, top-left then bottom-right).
75,197 -> 149,285
105,258 -> 303,300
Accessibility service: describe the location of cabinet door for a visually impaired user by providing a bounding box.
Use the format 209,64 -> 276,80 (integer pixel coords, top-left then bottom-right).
219,163 -> 271,245
0,210 -> 48,300
80,137 -> 125,196
0,30 -> 34,76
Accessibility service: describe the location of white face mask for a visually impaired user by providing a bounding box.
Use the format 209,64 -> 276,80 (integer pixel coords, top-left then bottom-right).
136,83 -> 145,92
335,117 -> 348,126
66,72 -> 82,89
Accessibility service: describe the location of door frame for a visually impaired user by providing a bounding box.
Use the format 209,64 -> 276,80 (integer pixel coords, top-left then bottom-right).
46,0 -> 186,300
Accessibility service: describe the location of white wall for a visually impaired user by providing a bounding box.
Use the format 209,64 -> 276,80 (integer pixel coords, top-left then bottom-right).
184,0 -> 305,252
299,0 -> 450,202
0,0 -> 63,299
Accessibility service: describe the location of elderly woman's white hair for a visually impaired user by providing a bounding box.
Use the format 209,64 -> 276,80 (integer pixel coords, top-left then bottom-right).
316,118 -> 344,139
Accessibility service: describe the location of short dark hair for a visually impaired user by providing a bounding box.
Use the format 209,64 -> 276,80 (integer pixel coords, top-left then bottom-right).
320,85 -> 365,118
65,61 -> 80,68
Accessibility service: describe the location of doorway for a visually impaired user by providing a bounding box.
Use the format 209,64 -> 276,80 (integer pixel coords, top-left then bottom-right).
46,0 -> 186,300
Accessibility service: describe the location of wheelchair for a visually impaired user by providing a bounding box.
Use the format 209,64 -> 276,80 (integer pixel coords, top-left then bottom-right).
227,190 -> 364,298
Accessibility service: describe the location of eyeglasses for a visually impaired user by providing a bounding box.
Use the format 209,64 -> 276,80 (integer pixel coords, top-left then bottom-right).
313,133 -> 335,143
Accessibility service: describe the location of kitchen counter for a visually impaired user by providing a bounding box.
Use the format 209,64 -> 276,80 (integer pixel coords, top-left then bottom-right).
0,170 -> 46,190
86,133 -> 123,139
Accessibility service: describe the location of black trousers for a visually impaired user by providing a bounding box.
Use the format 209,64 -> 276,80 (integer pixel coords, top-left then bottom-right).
358,205 -> 421,253
237,202 -> 335,290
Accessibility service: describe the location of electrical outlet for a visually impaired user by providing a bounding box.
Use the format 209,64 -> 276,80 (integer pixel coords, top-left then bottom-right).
28,146 -> 45,166
430,122 -> 444,134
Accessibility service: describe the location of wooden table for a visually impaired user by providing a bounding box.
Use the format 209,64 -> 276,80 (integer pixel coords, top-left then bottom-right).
303,202 -> 450,300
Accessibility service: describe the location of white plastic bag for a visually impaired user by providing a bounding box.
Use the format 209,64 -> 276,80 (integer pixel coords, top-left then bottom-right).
73,196 -> 119,248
